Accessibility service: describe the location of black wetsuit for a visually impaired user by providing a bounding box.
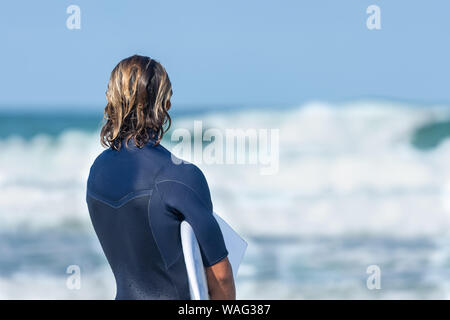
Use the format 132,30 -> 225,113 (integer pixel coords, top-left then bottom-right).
86,138 -> 228,299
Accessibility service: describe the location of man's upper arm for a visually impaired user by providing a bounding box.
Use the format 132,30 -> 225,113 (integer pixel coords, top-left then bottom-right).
156,165 -> 228,267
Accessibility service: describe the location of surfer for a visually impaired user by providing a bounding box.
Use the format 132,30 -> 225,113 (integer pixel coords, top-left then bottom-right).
86,55 -> 236,300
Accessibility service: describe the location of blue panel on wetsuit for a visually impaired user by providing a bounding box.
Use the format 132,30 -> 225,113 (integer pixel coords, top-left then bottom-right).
86,138 -> 228,300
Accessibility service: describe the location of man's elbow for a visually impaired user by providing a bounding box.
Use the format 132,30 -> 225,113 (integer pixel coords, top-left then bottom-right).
208,276 -> 236,300
213,273 -> 235,290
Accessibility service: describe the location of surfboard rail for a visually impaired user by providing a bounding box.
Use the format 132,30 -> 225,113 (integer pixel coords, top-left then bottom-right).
180,212 -> 248,300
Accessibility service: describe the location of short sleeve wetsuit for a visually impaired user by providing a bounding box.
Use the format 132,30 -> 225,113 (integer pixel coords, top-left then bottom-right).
86,138 -> 228,299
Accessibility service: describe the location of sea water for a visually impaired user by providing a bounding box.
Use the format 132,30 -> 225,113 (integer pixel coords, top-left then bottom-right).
1,100 -> 450,299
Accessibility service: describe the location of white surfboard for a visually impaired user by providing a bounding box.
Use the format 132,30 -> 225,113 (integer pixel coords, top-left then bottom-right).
180,212 -> 247,300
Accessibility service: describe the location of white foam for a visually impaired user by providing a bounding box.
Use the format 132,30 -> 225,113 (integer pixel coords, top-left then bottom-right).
1,101 -> 450,238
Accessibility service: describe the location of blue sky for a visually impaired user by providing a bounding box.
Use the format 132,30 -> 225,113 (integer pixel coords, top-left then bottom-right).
1,0 -> 449,110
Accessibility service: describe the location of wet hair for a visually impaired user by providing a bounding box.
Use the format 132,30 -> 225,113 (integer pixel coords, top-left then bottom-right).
100,55 -> 172,150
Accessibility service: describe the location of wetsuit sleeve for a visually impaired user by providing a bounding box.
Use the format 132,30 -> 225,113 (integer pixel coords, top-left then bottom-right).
156,168 -> 228,267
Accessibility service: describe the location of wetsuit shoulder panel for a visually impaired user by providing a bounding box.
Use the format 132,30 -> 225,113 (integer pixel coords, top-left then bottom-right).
155,163 -> 228,267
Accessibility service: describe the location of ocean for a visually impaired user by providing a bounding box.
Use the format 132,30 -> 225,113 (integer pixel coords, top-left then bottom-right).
1,100 -> 450,299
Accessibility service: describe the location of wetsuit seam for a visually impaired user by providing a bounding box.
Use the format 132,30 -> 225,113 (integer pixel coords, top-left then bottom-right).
166,250 -> 184,269
156,179 -> 221,266
152,183 -> 184,268
155,179 -> 212,210
148,188 -> 181,299
87,189 -> 153,208
167,264 -> 183,300
147,190 -> 168,270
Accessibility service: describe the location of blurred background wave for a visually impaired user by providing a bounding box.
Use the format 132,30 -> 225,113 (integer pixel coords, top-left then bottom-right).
1,101 -> 450,299
2,1 -> 450,299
